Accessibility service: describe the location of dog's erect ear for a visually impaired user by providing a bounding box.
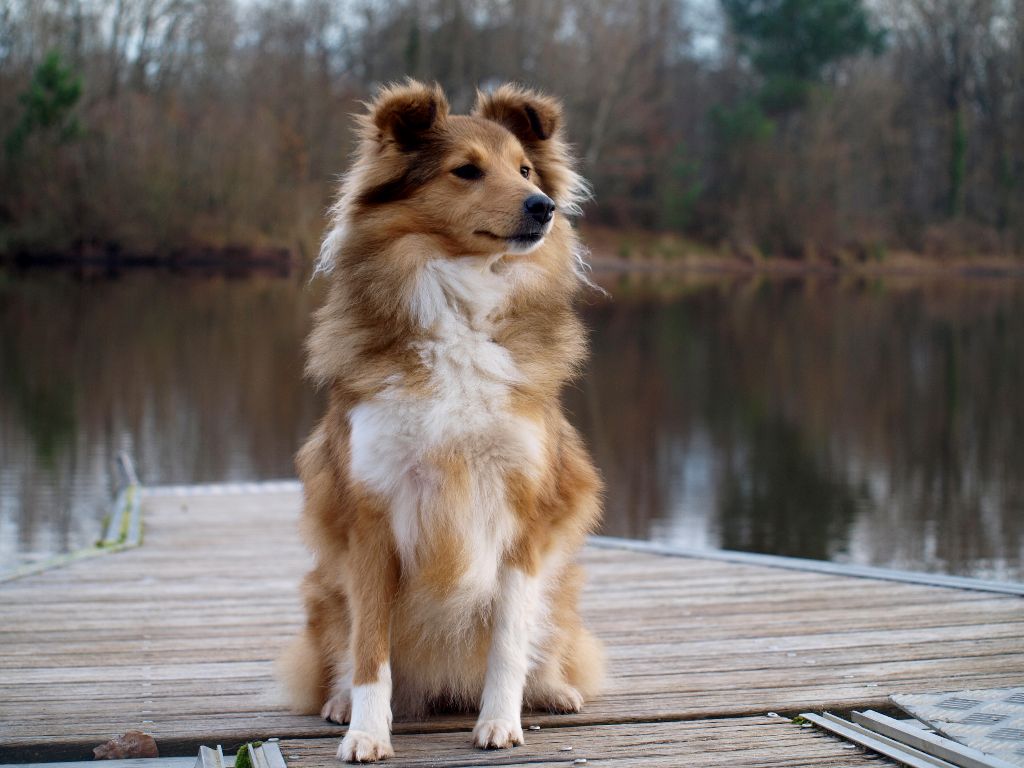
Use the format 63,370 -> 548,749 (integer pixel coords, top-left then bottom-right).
473,84 -> 562,144
367,80 -> 449,150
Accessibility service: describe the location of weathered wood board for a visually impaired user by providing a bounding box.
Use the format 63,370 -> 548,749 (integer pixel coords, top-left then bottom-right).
277,717 -> 899,767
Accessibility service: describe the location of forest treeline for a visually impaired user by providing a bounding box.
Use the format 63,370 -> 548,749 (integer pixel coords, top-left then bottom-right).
1,0 -> 1022,262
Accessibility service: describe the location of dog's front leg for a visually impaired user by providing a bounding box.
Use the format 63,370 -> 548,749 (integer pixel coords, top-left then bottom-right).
338,524 -> 399,763
474,566 -> 540,749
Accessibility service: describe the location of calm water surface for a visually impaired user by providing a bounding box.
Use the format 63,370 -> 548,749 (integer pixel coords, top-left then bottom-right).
1,269 -> 1021,580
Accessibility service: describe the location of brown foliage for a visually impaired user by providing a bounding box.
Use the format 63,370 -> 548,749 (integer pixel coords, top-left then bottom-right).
0,0 -> 1021,258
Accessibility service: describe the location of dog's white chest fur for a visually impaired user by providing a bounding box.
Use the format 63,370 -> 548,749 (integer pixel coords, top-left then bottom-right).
348,258 -> 543,602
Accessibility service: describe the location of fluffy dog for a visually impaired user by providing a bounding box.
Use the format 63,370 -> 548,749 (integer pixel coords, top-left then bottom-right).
277,80 -> 604,763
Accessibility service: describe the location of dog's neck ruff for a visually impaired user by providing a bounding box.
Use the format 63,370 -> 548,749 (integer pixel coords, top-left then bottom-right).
409,255 -> 513,332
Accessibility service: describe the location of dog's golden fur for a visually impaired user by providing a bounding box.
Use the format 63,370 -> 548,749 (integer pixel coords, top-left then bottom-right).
277,80 -> 604,762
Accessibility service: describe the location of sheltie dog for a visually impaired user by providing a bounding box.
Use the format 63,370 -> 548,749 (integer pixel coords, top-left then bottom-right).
277,80 -> 604,763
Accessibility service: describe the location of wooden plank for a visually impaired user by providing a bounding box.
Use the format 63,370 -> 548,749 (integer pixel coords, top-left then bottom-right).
277,717 -> 899,767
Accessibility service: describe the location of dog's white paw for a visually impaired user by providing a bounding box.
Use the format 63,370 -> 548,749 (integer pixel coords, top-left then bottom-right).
473,718 -> 524,749
336,730 -> 393,763
321,691 -> 352,724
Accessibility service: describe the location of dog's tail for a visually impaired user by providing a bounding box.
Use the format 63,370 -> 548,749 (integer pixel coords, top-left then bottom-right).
275,629 -> 329,715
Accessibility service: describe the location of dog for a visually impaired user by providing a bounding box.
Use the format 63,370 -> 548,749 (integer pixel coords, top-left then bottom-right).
277,80 -> 604,763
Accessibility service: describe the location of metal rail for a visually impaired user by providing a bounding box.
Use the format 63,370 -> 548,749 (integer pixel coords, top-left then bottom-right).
590,536 -> 1024,596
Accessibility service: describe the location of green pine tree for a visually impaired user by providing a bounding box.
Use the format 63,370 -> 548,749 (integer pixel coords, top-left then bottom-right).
6,51 -> 83,158
721,0 -> 886,114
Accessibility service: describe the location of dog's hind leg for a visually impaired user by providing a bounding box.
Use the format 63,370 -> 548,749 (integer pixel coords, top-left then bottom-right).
310,585 -> 355,724
320,669 -> 353,724
277,571 -> 346,717
526,561 -> 604,712
524,662 -> 583,714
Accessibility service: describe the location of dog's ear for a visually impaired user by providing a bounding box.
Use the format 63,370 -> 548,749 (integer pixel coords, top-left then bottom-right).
366,80 -> 449,150
473,84 -> 562,144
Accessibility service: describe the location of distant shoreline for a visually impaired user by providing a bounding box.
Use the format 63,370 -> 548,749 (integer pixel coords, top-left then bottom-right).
587,253 -> 1024,280
5,241 -> 1023,280
581,225 -> 1024,280
2,244 -> 297,276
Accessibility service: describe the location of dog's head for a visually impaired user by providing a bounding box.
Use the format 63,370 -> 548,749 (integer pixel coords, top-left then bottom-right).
335,80 -> 584,261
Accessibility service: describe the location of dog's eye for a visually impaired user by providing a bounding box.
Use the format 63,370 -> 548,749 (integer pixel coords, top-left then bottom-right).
520,166 -> 531,179
452,164 -> 484,180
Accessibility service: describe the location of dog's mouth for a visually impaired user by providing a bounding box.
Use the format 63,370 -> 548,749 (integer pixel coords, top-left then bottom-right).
475,229 -> 547,252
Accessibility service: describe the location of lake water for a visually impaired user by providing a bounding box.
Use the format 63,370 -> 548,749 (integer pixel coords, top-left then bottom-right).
1,268 -> 1021,581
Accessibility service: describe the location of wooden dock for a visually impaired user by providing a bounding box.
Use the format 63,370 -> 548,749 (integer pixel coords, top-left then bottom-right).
2,484 -> 1022,766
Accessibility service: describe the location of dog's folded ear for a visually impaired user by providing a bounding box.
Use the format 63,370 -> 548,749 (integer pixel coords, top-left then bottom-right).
473,84 -> 562,144
367,80 -> 449,150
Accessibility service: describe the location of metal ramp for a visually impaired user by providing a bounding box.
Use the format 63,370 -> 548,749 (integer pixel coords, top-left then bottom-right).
894,687 -> 1024,767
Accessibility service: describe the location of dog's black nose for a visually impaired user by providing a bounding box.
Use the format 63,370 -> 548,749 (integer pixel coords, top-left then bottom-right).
523,193 -> 555,224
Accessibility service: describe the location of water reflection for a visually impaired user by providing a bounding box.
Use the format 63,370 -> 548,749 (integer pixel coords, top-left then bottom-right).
0,271 -> 325,571
568,274 -> 1023,580
1,270 -> 1021,580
